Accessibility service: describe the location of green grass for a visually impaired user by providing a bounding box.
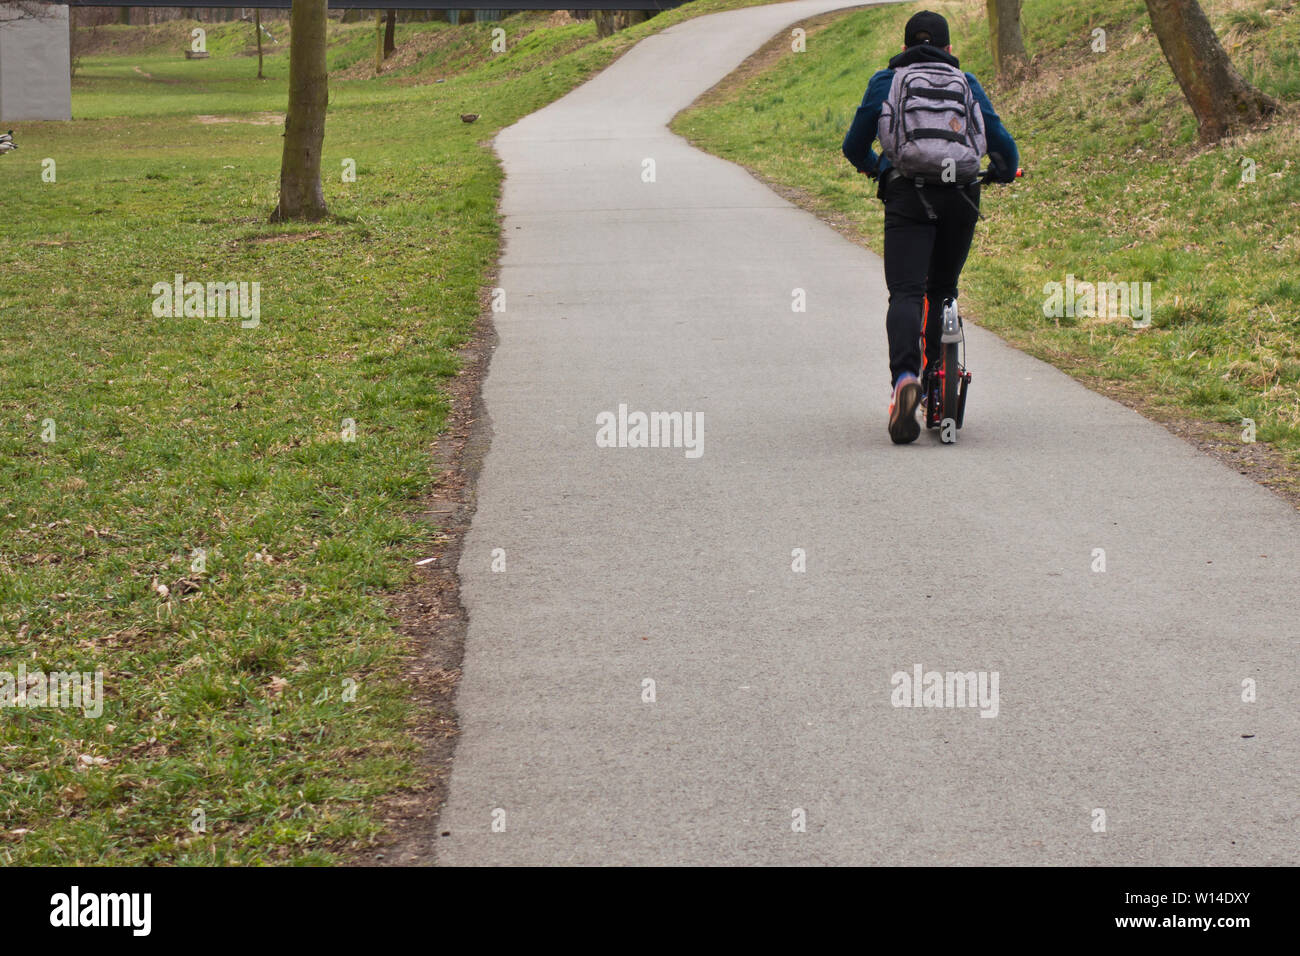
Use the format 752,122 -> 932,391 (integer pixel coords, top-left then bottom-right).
674,0 -> 1300,467
0,1 -> 771,865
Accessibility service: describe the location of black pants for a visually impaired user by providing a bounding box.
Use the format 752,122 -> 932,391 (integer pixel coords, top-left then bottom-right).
881,172 -> 980,386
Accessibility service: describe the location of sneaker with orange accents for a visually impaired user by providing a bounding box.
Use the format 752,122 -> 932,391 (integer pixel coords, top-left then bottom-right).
888,372 -> 922,445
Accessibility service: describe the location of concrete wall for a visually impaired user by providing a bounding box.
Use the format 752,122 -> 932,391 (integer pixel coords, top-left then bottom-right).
0,4 -> 72,122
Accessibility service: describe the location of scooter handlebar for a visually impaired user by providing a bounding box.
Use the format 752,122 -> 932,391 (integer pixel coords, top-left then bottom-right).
981,166 -> 1025,185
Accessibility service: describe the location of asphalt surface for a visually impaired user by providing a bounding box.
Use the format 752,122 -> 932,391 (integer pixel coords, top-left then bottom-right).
435,0 -> 1300,865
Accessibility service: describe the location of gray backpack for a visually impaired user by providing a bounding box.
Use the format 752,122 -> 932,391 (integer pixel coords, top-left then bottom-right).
879,63 -> 986,183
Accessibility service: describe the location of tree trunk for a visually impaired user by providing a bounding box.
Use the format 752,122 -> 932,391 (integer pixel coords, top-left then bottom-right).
273,0 -> 329,222
1144,0 -> 1276,142
594,11 -> 616,38
986,0 -> 1029,82
384,10 -> 396,58
255,9 -> 265,80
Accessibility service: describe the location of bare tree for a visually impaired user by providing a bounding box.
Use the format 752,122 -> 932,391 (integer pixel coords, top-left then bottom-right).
272,0 -> 328,222
254,9 -> 264,79
986,0 -> 1029,82
1144,0 -> 1275,142
384,9 -> 396,58
593,11 -> 616,38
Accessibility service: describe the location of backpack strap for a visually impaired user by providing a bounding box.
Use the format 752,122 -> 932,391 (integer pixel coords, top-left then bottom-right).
910,129 -> 968,143
913,179 -> 938,221
896,177 -> 983,221
957,182 -> 984,221
910,87 -> 965,103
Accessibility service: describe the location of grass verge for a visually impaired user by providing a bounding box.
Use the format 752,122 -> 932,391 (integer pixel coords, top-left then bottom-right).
0,1 -> 774,865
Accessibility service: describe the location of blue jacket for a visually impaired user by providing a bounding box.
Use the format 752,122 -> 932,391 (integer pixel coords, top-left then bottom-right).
842,45 -> 1019,188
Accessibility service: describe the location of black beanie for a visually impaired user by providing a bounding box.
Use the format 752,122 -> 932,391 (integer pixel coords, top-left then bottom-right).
904,10 -> 951,48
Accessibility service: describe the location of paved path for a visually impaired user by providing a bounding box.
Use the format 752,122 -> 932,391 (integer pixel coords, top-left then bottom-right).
436,0 -> 1299,865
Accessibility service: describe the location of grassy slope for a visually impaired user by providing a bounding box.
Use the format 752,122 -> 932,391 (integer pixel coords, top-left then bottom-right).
0,2 -> 771,865
674,0 -> 1300,477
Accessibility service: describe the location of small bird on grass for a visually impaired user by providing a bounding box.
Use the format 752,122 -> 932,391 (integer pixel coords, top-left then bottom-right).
460,113 -> 479,124
0,130 -> 16,154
